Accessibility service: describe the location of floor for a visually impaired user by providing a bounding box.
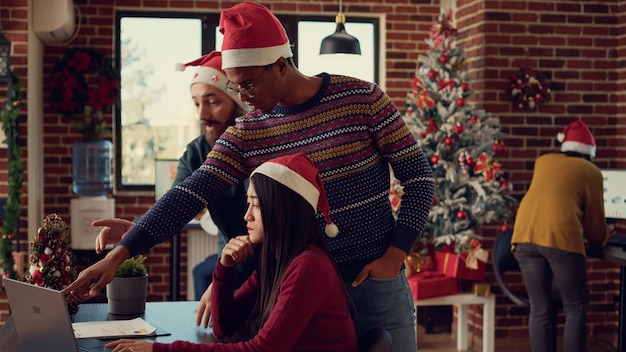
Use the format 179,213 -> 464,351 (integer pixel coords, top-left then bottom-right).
416,323 -> 618,352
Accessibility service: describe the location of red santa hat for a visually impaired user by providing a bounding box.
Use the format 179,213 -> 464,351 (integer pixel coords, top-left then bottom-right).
251,153 -> 339,238
219,1 -> 293,70
175,51 -> 248,111
557,120 -> 596,158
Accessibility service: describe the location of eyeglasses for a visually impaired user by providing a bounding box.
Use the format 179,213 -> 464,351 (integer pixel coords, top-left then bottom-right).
225,64 -> 274,99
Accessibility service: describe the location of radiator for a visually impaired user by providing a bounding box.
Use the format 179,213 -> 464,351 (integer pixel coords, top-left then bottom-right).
186,228 -> 219,301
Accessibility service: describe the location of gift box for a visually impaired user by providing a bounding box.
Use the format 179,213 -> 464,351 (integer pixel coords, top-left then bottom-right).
434,250 -> 486,282
407,271 -> 458,301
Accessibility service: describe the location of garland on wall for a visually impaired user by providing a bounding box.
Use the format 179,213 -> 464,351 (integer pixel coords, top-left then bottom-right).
0,71 -> 24,278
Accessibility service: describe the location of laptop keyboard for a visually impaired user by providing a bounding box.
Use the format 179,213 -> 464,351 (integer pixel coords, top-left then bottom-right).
78,345 -> 110,352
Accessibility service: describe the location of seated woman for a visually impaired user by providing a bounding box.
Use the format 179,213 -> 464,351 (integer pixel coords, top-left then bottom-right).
106,153 -> 358,352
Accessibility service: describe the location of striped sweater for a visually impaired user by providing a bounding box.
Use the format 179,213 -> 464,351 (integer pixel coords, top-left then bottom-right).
121,73 -> 435,281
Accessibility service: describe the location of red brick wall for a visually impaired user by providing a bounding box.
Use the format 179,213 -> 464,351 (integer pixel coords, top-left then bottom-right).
1,0 -> 625,345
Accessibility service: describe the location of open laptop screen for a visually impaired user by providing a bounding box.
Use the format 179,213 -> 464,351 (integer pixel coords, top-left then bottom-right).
601,169 -> 626,220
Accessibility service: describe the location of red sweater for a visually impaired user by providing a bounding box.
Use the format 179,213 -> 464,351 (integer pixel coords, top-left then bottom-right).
153,245 -> 357,352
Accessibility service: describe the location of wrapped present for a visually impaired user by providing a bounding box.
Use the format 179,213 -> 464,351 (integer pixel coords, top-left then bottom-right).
473,283 -> 491,297
407,271 -> 458,301
434,247 -> 487,282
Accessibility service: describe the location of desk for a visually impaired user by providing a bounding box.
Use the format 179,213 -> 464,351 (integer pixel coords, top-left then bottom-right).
74,301 -> 215,344
588,244 -> 626,352
0,301 -> 215,351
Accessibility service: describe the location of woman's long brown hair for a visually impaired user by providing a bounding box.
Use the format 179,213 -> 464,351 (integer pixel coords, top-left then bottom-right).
250,173 -> 356,328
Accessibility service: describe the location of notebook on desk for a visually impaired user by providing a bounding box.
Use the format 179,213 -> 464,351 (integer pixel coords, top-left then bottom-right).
2,277 -> 110,352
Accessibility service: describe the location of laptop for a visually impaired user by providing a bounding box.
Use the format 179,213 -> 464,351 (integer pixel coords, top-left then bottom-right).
3,277 -> 109,352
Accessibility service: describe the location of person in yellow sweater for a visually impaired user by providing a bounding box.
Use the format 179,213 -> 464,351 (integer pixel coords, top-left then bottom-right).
512,119 -> 612,352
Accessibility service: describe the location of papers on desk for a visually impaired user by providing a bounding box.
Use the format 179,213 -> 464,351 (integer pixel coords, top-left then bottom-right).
73,317 -> 157,339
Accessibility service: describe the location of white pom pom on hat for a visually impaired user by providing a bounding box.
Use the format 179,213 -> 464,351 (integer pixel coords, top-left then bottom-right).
557,120 -> 596,158
219,1 -> 293,69
174,51 -> 247,111
251,153 -> 339,238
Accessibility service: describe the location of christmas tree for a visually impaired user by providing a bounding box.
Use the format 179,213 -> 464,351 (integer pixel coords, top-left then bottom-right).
397,10 -> 518,254
23,214 -> 80,314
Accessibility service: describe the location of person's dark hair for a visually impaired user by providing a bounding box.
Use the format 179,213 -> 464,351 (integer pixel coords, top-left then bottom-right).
563,150 -> 591,161
250,173 -> 356,327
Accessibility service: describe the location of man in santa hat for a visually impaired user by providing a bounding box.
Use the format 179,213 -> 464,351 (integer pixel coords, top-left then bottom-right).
65,3 -> 435,351
512,119 -> 613,352
93,51 -> 255,329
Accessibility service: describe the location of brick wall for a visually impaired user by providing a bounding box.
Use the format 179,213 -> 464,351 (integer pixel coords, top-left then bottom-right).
1,0 -> 625,346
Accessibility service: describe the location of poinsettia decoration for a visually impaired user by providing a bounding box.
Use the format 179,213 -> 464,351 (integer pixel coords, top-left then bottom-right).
50,47 -> 120,141
510,67 -> 550,109
23,214 -> 80,315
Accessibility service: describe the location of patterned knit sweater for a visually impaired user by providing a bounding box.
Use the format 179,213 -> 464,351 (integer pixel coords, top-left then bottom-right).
120,73 -> 435,281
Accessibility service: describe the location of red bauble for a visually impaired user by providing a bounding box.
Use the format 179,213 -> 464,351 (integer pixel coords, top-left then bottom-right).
427,69 -> 437,80
453,123 -> 464,135
500,223 -> 511,233
466,157 -> 475,167
430,155 -> 440,164
456,97 -> 465,107
444,136 -> 455,146
460,82 -> 469,91
491,143 -> 501,153
439,54 -> 449,64
456,210 -> 467,220
469,114 -> 479,123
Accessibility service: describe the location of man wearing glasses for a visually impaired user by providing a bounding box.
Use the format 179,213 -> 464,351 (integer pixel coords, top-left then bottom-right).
65,2 -> 435,351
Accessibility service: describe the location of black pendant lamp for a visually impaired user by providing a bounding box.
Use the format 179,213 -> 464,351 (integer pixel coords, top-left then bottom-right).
319,0 -> 361,55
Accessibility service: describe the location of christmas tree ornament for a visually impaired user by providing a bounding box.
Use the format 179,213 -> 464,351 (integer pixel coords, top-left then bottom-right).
456,209 -> 467,220
500,222 -> 511,233
455,97 -> 465,107
430,154 -> 441,165
453,123 -> 464,135
444,135 -> 455,146
428,69 -> 437,80
460,82 -> 469,91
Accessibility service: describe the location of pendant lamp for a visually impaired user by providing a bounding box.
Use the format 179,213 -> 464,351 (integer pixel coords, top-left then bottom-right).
319,0 -> 361,55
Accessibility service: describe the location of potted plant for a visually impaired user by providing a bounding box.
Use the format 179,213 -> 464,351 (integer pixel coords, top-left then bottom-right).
106,255 -> 148,315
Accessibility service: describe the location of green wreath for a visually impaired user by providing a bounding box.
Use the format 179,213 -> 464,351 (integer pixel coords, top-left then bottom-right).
49,47 -> 120,141
510,67 -> 550,109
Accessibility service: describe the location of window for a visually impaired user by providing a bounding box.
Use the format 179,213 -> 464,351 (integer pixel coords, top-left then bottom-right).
115,11 -> 379,191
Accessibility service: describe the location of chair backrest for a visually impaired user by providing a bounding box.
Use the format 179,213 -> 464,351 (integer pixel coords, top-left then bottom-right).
492,229 -> 530,307
357,327 -> 392,352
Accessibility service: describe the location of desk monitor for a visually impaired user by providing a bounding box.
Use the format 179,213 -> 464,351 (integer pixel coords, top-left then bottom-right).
155,159 -> 179,201
601,169 -> 626,220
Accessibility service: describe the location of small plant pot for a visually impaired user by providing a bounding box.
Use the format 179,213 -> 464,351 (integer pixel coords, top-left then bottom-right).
106,275 -> 148,315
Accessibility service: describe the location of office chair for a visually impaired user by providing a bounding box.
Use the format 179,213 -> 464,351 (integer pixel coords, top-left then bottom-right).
357,327 -> 392,352
493,229 -> 562,352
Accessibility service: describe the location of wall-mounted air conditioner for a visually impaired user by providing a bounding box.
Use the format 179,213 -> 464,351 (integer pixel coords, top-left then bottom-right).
33,0 -> 77,44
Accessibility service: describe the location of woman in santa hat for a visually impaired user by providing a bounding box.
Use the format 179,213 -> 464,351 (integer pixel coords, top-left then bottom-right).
511,120 -> 614,352
106,153 -> 358,351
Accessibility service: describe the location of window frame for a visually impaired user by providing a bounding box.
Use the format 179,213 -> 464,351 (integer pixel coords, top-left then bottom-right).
114,11 -> 379,192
